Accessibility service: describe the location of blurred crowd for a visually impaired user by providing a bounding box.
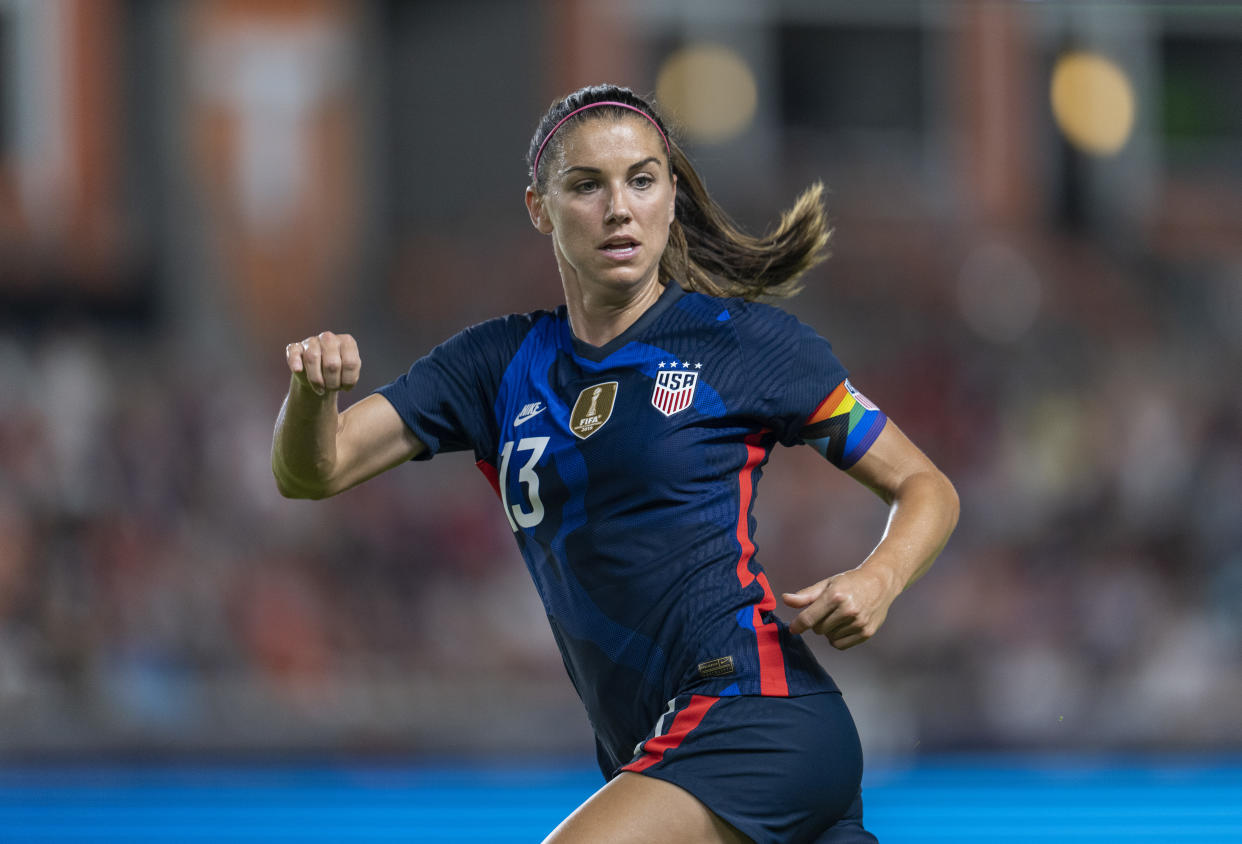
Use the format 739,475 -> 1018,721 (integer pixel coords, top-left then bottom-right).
1,0 -> 1240,761
2,222 -> 1239,758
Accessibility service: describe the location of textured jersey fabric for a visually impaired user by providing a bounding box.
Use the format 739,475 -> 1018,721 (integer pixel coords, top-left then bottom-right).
376,282 -> 887,772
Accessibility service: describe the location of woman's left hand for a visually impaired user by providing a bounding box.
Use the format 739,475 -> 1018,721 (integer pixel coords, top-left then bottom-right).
782,566 -> 901,650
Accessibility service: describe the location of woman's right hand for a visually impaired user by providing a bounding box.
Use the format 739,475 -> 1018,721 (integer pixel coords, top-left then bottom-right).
286,331 -> 362,396
274,330 -> 423,498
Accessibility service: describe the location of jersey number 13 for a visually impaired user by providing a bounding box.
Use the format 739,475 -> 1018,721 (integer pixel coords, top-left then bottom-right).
499,437 -> 548,531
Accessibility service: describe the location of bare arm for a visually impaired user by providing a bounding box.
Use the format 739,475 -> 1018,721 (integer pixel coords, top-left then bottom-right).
842,420 -> 960,592
272,331 -> 425,499
783,420 -> 959,649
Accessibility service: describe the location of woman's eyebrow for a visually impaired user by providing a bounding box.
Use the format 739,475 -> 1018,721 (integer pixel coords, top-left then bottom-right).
627,156 -> 661,172
559,157 -> 662,177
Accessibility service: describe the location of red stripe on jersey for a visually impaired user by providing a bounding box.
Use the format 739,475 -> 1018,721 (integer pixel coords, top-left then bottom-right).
734,432 -> 789,697
475,458 -> 501,500
734,434 -> 765,587
752,572 -> 788,696
622,695 -> 719,774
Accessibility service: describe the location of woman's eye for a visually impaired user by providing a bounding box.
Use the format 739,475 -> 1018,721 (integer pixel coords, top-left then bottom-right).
632,174 -> 654,189
574,180 -> 598,193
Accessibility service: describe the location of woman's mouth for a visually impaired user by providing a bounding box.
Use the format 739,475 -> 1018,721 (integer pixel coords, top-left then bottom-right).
600,239 -> 640,260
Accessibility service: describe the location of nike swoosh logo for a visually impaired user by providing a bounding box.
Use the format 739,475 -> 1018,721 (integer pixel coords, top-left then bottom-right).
514,405 -> 545,426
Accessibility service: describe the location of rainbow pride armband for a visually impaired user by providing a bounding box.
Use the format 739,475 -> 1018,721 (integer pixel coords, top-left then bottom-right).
800,379 -> 888,470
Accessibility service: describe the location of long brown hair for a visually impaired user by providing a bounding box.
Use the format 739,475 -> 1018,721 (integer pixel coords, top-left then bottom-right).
528,84 -> 830,301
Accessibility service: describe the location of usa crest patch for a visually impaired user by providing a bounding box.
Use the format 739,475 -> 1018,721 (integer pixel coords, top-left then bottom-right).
651,369 -> 698,416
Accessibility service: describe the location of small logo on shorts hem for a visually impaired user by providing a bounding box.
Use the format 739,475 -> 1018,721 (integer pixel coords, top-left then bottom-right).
697,656 -> 736,679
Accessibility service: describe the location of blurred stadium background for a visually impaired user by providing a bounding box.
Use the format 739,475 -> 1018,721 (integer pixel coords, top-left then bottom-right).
1,0 -> 1240,840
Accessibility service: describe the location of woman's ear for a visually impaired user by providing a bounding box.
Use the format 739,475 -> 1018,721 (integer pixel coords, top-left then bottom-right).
525,186 -> 554,234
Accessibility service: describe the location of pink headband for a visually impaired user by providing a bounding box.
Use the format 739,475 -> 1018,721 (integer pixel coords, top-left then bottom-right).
533,101 -> 671,179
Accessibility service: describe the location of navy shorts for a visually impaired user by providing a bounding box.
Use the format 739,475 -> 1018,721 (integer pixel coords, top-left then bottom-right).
616,691 -> 877,844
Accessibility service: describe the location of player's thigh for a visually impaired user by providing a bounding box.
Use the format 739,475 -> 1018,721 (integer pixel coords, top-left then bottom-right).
542,771 -> 749,844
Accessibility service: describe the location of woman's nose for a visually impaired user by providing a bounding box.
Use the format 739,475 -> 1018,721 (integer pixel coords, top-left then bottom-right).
605,188 -> 632,224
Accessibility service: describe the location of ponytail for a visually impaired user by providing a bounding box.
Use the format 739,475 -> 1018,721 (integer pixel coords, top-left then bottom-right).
530,84 -> 832,301
661,139 -> 830,300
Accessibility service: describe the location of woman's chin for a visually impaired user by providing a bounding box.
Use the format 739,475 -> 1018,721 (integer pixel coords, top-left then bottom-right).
564,264 -> 657,297
598,261 -> 662,289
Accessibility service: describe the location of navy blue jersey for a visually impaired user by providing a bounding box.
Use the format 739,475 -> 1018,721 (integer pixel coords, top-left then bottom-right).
377,283 -> 887,772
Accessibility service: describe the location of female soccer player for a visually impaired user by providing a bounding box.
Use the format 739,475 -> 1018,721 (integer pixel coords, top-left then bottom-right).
272,84 -> 958,843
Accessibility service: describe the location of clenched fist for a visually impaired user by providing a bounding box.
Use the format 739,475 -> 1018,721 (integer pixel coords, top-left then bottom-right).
285,331 -> 361,396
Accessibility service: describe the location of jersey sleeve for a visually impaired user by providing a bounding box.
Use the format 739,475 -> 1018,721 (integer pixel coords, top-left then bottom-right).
374,315 -> 529,461
747,306 -> 887,470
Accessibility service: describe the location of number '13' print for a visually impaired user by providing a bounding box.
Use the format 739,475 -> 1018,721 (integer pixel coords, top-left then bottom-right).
498,437 -> 548,531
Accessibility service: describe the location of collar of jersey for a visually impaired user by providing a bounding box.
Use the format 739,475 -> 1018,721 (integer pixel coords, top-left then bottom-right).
566,281 -> 687,363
